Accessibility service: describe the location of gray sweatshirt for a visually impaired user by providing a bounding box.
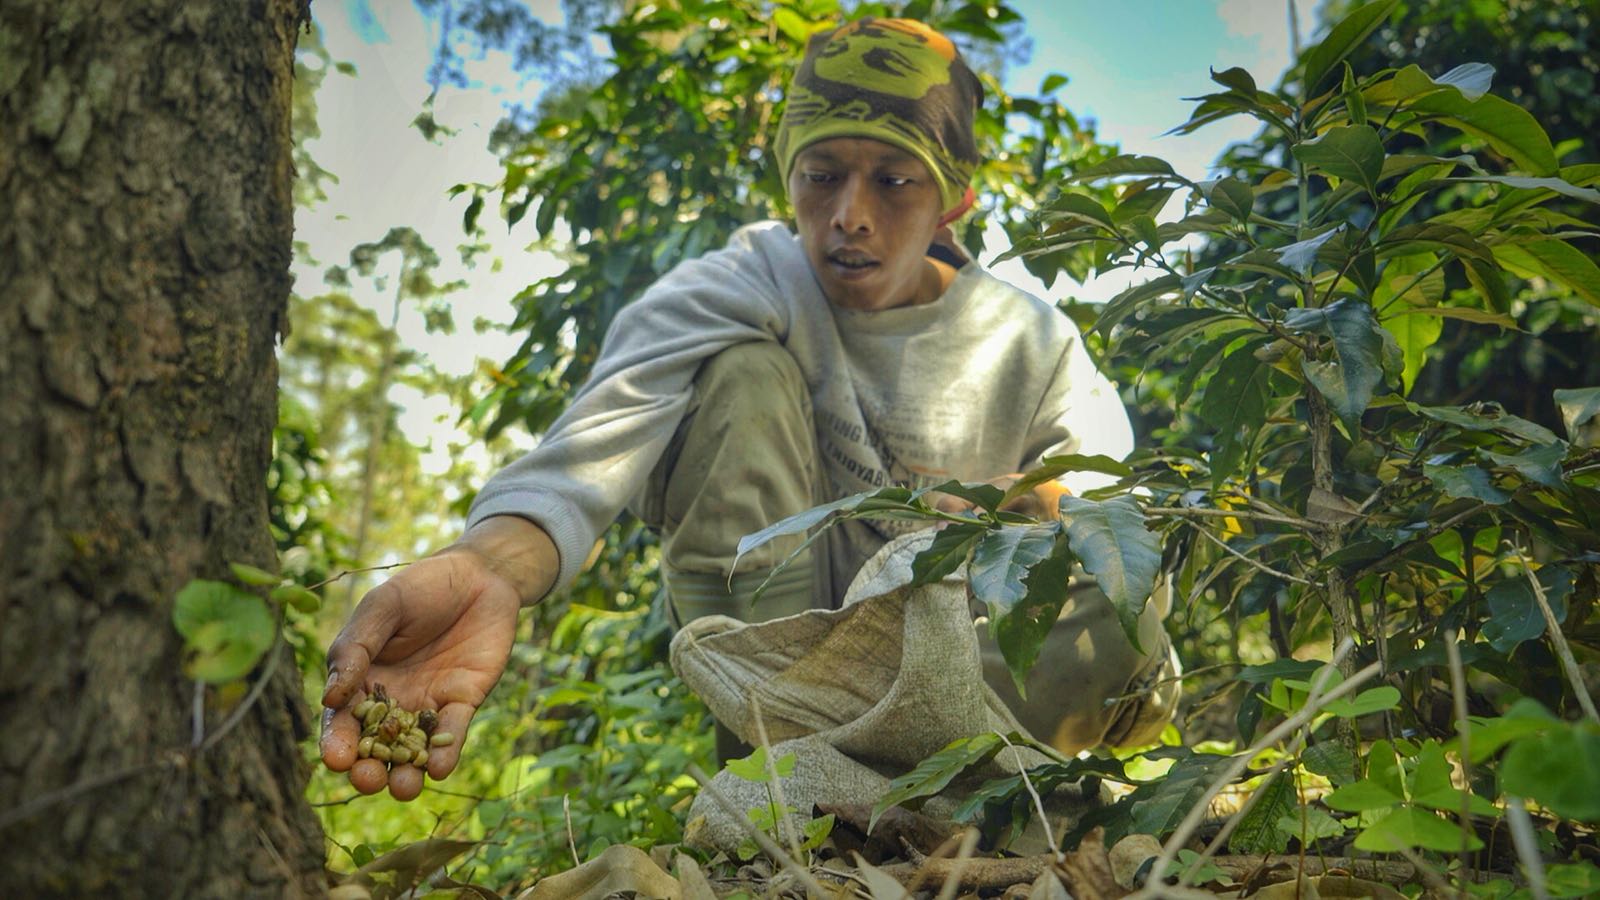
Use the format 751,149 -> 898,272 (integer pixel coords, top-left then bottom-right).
466,221 -> 1133,596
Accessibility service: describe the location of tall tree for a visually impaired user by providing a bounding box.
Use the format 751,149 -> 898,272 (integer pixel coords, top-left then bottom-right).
0,1 -> 326,894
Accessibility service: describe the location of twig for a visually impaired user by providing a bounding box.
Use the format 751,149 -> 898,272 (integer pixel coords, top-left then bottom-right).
995,732 -> 1061,863
1445,630 -> 1474,898
1101,663 -> 1240,706
1516,549 -> 1600,722
934,827 -> 981,900
562,794 -> 579,868
1506,797 -> 1551,900
308,560 -> 411,592
1186,521 -> 1314,586
751,696 -> 805,864
1145,506 -> 1315,530
191,680 -> 207,748
1135,644 -> 1382,900
686,763 -> 832,898
1396,846 -> 1458,898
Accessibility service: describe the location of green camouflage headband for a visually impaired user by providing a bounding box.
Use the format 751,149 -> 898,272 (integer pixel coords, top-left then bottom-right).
775,18 -> 983,213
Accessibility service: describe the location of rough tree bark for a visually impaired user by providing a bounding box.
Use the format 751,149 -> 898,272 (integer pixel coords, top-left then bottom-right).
0,1 -> 325,896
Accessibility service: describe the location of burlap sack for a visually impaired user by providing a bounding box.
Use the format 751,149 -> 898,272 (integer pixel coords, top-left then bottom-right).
670,531 -> 1102,855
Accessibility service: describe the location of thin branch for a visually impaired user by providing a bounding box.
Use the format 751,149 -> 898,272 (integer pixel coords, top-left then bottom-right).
562,794 -> 579,868
685,763 -> 831,899
995,732 -> 1061,864
934,828 -> 982,900
308,560 -> 411,592
1145,506 -> 1316,530
751,696 -> 805,864
1445,630 -> 1474,899
1517,549 -> 1600,722
1187,521 -> 1314,586
1506,797 -> 1551,900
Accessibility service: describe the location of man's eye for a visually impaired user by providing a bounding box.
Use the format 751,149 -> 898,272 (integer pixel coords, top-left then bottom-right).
804,172 -> 835,183
881,176 -> 913,187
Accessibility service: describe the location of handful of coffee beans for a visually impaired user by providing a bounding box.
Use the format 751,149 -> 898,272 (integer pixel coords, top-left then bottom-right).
350,682 -> 454,768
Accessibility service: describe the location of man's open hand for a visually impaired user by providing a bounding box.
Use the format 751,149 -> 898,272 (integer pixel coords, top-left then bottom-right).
319,548 -> 521,800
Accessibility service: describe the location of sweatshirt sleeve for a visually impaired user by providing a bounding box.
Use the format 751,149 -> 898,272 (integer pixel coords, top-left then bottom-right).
465,225 -> 797,593
1021,318 -> 1134,495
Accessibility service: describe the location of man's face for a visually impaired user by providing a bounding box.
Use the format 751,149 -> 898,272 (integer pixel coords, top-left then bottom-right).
789,137 -> 945,312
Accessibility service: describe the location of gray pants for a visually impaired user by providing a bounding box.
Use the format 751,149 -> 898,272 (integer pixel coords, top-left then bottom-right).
633,342 -> 1178,754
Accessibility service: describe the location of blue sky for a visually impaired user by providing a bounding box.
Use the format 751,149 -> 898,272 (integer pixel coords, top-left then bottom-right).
298,0 -> 1319,474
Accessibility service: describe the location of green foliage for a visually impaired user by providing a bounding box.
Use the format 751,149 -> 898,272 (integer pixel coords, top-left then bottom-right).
172,579 -> 278,684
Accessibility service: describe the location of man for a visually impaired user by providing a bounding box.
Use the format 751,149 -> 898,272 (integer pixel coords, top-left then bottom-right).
320,18 -> 1174,801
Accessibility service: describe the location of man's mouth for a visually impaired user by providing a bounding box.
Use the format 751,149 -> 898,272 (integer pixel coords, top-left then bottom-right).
827,249 -> 879,271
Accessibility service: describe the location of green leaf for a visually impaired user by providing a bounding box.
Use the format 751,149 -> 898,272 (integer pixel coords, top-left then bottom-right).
735,487 -> 903,564
1409,90 -> 1557,176
1482,442 -> 1567,490
1465,698 -> 1559,763
1387,307 -> 1517,329
1229,770 -> 1296,855
1377,222 -> 1493,263
771,7 -> 813,43
1207,177 -> 1255,222
1000,454 -> 1132,509
1293,125 -> 1385,198
1198,338 -> 1277,486
800,813 -> 835,851
910,523 -> 986,586
1044,192 -> 1117,231
1041,73 -> 1068,94
1443,175 -> 1600,206
869,733 -> 1003,831
971,524 -> 1059,616
1130,754 -> 1230,837
1383,313 -> 1441,396
1481,565 -> 1574,653
172,580 -> 277,684
228,562 -> 280,587
1068,154 -> 1177,182
1274,226 -> 1342,276
1211,66 -> 1257,95
1280,806 -> 1348,842
1408,741 -> 1499,817
991,531 -> 1075,695
1554,387 -> 1600,444
1548,863 -> 1600,899
1285,298 -> 1386,432
1322,686 -> 1401,719
1500,723 -> 1600,822
269,583 -> 322,614
1355,806 -> 1480,852
1299,0 -> 1400,94
724,746 -> 796,783
1060,496 -> 1160,649
1424,463 -> 1511,505
1325,779 -> 1404,812
1409,402 -> 1562,445
1492,240 -> 1600,307
1302,742 -> 1359,785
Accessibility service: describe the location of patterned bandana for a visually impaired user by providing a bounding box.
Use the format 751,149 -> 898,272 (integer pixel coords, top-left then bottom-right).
774,18 -> 983,213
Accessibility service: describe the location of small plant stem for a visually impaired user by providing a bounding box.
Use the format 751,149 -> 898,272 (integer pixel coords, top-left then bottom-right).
1144,506 -> 1315,530
750,696 -> 805,864
1397,847 -> 1458,898
1306,391 -> 1361,721
1376,255 -> 1449,315
563,793 -> 579,868
191,680 -> 206,748
1445,629 -> 1474,899
1506,796 -> 1551,900
1355,504 -> 1489,580
994,732 -> 1061,864
686,763 -> 831,898
1186,521 -> 1313,585
1517,550 -> 1600,722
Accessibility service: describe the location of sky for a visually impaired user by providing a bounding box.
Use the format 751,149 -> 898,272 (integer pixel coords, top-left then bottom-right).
296,0 -> 1322,481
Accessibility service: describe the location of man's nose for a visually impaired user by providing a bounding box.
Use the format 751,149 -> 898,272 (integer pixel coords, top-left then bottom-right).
830,176 -> 874,234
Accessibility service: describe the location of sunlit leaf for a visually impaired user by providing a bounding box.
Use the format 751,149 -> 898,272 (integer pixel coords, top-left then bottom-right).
1299,0 -> 1400,93
172,580 -> 277,684
1501,723 -> 1600,823
1293,125 -> 1384,198
1355,806 -> 1480,852
870,733 -> 1004,831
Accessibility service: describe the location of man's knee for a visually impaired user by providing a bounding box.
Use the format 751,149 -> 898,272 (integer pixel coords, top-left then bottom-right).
693,341 -> 809,422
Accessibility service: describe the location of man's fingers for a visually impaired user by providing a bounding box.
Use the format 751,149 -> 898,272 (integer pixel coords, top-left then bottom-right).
320,705 -> 362,772
322,583 -> 404,708
423,701 -> 478,781
387,765 -> 424,801
349,759 -> 389,795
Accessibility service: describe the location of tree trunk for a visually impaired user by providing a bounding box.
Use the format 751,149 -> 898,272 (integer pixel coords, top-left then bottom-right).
0,1 -> 325,896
